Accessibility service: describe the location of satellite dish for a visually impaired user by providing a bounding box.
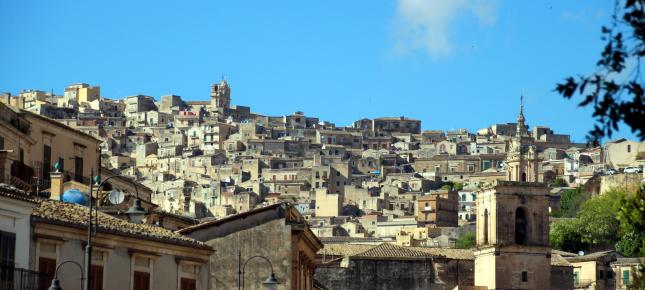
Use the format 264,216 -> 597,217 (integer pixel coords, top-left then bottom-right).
108,189 -> 125,205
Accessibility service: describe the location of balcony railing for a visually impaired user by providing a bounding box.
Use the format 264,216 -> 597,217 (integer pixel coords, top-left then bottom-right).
421,206 -> 434,212
0,264 -> 46,290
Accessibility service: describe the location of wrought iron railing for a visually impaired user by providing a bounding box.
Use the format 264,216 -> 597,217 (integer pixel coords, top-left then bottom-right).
0,265 -> 46,290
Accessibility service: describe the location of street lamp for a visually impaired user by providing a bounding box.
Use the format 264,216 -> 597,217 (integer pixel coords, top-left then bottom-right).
262,273 -> 278,290
82,169 -> 147,290
239,253 -> 279,290
47,260 -> 84,290
124,197 -> 146,223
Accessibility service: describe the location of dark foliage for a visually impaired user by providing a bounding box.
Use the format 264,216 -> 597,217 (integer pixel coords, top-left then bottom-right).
556,0 -> 645,141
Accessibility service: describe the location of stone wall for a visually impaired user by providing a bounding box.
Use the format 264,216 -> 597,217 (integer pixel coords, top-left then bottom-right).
600,173 -> 642,194
551,266 -> 574,290
203,218 -> 293,290
315,258 -> 434,290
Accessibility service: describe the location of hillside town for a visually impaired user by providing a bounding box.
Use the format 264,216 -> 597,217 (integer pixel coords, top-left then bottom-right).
0,81 -> 643,290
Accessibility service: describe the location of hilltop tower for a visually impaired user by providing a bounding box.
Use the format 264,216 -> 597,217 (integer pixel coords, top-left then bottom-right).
210,79 -> 231,111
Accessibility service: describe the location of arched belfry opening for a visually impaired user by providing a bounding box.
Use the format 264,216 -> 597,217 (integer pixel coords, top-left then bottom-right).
515,207 -> 528,245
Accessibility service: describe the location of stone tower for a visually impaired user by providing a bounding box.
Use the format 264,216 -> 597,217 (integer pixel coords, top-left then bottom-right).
474,181 -> 552,289
505,95 -> 539,182
210,79 -> 231,111
516,95 -> 528,138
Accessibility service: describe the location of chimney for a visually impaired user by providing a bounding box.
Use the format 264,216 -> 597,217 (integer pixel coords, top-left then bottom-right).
50,171 -> 64,201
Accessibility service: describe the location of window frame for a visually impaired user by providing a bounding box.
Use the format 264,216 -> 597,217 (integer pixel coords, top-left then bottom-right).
130,253 -> 156,290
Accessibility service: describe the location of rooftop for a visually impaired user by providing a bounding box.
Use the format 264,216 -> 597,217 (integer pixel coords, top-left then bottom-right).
0,184 -> 210,249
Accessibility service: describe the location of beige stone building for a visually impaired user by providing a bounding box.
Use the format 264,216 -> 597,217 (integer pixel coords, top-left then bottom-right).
416,190 -> 459,228
604,138 -> 645,169
0,103 -> 100,191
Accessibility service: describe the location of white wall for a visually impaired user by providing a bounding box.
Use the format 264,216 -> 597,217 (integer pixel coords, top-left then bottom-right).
0,197 -> 34,269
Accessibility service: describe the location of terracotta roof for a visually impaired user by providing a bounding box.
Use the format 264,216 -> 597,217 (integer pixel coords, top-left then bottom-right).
318,243 -> 377,257
318,241 -> 573,266
565,250 -> 616,263
0,183 -> 39,203
177,203 -> 284,233
352,243 -> 431,259
32,198 -> 210,249
551,253 -> 573,267
410,247 -> 475,260
318,236 -> 385,244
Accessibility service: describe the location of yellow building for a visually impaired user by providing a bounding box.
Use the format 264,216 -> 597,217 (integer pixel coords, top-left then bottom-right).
0,102 -> 100,191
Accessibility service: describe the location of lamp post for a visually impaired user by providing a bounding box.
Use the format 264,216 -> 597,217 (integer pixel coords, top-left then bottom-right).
47,260 -> 84,290
82,168 -> 147,290
238,252 -> 279,290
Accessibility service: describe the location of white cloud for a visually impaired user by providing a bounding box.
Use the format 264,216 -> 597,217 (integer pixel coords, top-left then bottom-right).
392,0 -> 499,57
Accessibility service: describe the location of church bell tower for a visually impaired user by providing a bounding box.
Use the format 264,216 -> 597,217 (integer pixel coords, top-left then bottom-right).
210,79 -> 231,112
474,181 -> 552,289
505,95 -> 539,182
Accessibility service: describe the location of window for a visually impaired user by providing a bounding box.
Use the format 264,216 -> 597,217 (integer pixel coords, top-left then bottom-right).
0,136 -> 4,150
599,269 -> 604,279
483,209 -> 489,244
90,251 -> 106,290
623,269 -> 631,286
180,278 -> 196,290
515,207 -> 528,245
133,271 -> 150,290
627,145 -> 631,153
38,241 -> 58,290
91,265 -> 104,290
132,256 -> 152,290
521,271 -> 528,282
0,231 -> 16,286
38,258 -> 56,290
574,271 -> 579,286
43,145 -> 51,179
74,157 -> 84,182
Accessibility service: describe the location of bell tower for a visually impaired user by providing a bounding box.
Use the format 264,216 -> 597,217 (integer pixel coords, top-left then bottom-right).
474,181 -> 552,290
210,79 -> 231,112
516,95 -> 528,137
505,95 -> 539,182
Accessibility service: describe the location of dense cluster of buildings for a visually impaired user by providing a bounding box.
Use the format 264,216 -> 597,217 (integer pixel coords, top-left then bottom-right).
0,82 -> 643,290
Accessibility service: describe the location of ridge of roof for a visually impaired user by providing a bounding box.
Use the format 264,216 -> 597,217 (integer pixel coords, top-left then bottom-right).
177,203 -> 284,233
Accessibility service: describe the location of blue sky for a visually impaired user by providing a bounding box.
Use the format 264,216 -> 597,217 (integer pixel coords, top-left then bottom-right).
0,0 -> 638,142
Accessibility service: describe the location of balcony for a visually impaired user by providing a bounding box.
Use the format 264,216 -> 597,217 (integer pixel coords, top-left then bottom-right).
421,206 -> 434,212
0,264 -> 47,290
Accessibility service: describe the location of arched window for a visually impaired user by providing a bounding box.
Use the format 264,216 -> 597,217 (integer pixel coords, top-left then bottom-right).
521,172 -> 527,182
483,209 -> 489,244
515,207 -> 528,245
